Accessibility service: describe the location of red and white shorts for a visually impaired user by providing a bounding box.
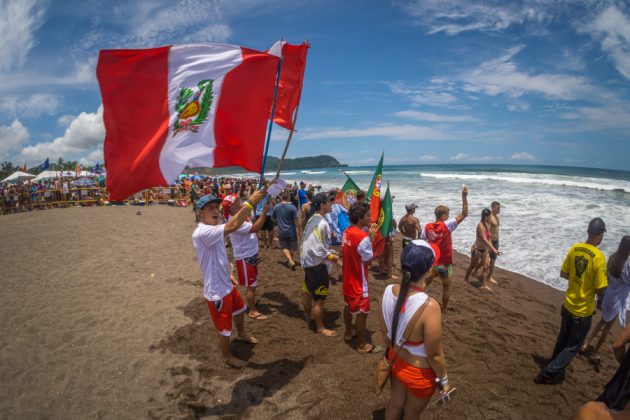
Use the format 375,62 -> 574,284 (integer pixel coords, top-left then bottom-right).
235,258 -> 259,288
206,287 -> 247,336
344,295 -> 370,314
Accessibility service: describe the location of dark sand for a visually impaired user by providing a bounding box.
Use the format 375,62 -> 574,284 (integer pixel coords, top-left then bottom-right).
0,206 -> 622,419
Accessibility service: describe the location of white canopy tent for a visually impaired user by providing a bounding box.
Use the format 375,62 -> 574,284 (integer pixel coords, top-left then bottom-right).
1,171 -> 36,183
34,170 -> 59,181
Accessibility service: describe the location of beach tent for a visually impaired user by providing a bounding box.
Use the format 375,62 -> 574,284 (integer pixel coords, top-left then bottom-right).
1,171 -> 35,183
34,170 -> 59,181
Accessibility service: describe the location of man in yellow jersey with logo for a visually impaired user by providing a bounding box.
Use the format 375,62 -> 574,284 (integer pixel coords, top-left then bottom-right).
536,218 -> 608,384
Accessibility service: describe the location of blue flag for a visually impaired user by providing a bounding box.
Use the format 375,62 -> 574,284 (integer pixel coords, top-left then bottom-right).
92,162 -> 100,173
39,158 -> 49,171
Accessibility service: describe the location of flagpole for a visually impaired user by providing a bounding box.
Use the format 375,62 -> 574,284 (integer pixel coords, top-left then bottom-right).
258,57 -> 283,188
273,100 -> 301,180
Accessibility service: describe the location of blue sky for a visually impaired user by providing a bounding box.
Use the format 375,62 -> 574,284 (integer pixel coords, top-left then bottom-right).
1,0 -> 629,170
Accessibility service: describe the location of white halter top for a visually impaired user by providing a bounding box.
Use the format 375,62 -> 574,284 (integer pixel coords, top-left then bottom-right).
381,284 -> 428,357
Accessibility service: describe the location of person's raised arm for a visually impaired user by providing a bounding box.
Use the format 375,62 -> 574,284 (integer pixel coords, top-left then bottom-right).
224,188 -> 265,236
249,200 -> 271,234
612,323 -> 630,363
455,186 -> 468,225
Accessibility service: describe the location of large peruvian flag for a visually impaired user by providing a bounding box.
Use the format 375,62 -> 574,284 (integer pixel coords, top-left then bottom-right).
268,41 -> 309,131
97,44 -> 280,200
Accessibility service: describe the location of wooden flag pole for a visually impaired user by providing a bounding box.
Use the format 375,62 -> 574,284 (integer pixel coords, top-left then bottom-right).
273,100 -> 302,180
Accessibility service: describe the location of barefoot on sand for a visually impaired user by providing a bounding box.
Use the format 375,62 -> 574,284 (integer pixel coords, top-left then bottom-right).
233,334 -> 259,344
224,357 -> 247,369
248,311 -> 268,320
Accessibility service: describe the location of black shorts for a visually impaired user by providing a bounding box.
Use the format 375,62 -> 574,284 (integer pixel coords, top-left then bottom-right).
279,236 -> 297,251
259,215 -> 274,232
303,263 -> 330,300
490,239 -> 500,260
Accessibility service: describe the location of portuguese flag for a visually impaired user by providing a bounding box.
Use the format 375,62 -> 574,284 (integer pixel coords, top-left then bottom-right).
379,182 -> 393,237
336,173 -> 361,210
367,152 -> 383,223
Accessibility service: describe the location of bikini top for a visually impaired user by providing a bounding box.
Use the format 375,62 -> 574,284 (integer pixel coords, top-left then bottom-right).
381,284 -> 428,357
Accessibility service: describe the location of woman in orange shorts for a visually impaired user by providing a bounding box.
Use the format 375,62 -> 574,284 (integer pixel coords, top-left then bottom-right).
378,240 -> 451,418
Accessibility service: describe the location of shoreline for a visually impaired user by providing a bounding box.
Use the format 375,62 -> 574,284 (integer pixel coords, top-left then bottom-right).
0,206 -> 623,419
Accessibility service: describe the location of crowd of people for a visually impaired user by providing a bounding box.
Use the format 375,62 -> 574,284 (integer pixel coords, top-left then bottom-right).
191,178 -> 630,418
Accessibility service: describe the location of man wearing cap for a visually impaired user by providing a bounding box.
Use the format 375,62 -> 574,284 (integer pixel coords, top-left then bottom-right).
300,191 -> 341,337
536,217 -> 608,384
399,202 -> 421,249
192,188 -> 266,369
224,195 -> 271,321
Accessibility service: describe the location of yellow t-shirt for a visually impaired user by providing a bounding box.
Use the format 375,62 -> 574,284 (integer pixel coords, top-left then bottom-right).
562,243 -> 608,317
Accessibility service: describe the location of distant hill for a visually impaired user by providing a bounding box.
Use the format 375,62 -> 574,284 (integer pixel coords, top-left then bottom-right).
188,155 -> 346,175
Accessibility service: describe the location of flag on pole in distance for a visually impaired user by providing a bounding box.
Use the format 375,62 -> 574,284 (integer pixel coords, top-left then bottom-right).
335,174 -> 361,210
75,164 -> 81,174
92,162 -> 100,173
367,152 -> 383,223
97,44 -> 280,200
268,41 -> 309,131
39,158 -> 49,171
22,163 -> 27,172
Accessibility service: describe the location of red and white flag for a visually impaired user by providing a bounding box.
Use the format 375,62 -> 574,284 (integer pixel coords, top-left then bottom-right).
268,41 -> 309,131
97,44 -> 280,200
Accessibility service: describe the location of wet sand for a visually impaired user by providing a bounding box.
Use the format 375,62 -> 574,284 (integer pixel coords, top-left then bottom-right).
0,206 -> 622,419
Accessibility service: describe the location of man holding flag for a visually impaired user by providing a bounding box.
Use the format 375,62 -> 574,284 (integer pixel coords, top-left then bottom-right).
192,187 -> 267,368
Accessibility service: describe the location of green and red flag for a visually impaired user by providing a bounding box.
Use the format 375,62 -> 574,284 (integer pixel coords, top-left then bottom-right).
372,182 -> 392,256
367,152 -> 383,223
378,182 -> 393,237
335,173 -> 361,210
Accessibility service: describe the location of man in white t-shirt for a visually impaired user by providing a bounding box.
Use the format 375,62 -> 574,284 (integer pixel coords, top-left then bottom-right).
300,191 -> 341,337
192,188 -> 265,368
223,194 -> 271,321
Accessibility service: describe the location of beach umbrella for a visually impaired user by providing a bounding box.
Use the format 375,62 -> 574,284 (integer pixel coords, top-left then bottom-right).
1,171 -> 35,183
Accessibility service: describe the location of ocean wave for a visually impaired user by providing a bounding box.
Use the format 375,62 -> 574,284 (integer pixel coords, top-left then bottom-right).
301,170 -> 327,174
280,172 -> 296,175
344,170 -> 370,174
419,172 -> 629,193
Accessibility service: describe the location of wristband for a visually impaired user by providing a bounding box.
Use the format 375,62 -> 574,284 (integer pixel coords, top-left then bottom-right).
437,375 -> 449,386
245,201 -> 254,210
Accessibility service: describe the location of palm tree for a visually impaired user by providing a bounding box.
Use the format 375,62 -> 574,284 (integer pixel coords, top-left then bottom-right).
1,161 -> 16,180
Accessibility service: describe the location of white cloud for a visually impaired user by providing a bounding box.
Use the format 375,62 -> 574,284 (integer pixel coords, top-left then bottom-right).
300,124 -> 448,141
450,153 -> 497,162
461,45 -> 593,101
393,110 -> 476,122
79,149 -> 104,165
388,81 -> 463,109
0,120 -> 30,161
0,94 -> 60,118
19,106 -> 105,165
582,6 -> 630,80
0,0 -> 46,73
57,114 -> 76,127
510,152 -> 536,161
397,0 -> 553,36
419,155 -> 438,161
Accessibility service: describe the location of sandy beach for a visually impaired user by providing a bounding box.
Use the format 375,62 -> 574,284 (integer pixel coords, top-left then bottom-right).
0,205 -> 623,419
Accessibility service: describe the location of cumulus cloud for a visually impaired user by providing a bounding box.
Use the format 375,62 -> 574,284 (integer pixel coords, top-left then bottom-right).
510,152 -> 536,161
0,0 -> 46,73
419,155 -> 438,161
0,120 -> 30,161
0,94 -> 60,118
19,106 -> 105,164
